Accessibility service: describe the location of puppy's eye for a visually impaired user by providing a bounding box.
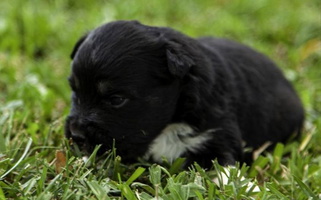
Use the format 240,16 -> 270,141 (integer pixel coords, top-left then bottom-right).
108,95 -> 128,108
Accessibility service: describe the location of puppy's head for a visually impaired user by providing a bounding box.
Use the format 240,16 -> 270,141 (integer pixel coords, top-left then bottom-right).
65,21 -> 213,162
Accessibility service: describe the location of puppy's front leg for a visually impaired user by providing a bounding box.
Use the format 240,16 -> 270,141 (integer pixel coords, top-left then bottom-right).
144,123 -> 243,168
184,126 -> 244,168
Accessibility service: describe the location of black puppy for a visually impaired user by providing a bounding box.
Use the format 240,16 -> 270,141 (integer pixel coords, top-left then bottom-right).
65,20 -> 304,168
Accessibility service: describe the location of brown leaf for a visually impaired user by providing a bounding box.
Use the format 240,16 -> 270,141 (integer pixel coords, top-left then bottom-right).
55,150 -> 67,174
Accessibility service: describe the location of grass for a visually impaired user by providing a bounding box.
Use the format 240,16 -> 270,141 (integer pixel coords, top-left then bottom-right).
0,0 -> 320,199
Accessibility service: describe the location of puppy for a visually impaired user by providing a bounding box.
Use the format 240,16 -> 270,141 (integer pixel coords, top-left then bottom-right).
65,20 -> 304,168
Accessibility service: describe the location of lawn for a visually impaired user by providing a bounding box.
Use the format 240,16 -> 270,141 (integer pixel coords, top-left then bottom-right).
0,0 -> 320,199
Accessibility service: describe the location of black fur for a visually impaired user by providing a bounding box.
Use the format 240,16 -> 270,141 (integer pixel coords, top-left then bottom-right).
65,20 -> 304,167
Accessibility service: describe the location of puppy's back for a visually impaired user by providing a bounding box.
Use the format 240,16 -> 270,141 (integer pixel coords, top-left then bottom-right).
198,37 -> 304,149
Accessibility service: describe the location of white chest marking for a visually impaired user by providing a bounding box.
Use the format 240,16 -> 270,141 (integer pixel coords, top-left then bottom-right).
144,123 -> 213,163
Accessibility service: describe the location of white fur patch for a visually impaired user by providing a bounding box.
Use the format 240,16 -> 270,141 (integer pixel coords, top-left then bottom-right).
144,123 -> 213,163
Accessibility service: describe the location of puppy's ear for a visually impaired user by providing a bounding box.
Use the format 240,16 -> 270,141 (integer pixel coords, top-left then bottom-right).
166,41 -> 195,78
70,34 -> 88,59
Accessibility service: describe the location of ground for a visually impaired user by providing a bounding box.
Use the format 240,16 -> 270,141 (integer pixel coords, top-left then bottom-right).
0,0 -> 320,199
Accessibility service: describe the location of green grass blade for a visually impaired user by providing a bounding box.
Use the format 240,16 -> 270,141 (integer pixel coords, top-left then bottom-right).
113,156 -> 122,180
126,167 -> 146,185
168,157 -> 186,175
120,183 -> 138,200
37,164 -> 48,195
0,137 -> 33,180
292,175 -> 318,199
86,180 -> 111,200
206,180 -> 216,200
248,155 -> 269,178
271,143 -> 284,174
131,182 -> 155,196
194,190 -> 205,200
149,164 -> 162,185
0,186 -> 5,200
0,128 -> 6,153
266,183 -> 288,199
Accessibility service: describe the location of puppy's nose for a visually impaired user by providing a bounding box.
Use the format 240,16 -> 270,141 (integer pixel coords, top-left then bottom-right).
69,122 -> 86,142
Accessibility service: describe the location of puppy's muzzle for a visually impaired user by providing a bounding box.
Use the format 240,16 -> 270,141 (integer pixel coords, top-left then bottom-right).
66,116 -> 94,147
69,121 -> 87,143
